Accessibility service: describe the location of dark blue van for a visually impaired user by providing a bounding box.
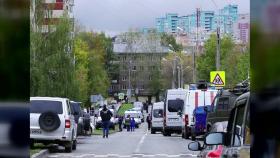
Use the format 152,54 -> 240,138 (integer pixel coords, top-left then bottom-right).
191,105 -> 212,140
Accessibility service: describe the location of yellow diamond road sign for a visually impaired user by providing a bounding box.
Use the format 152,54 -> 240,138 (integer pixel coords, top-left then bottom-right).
210,71 -> 225,87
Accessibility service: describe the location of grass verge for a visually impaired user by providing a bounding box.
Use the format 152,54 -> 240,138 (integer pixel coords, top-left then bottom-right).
30,143 -> 48,156
117,103 -> 133,116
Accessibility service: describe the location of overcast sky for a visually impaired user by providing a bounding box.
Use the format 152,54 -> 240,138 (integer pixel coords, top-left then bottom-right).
74,0 -> 250,36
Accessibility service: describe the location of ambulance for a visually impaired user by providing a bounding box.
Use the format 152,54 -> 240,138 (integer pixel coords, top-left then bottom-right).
181,82 -> 217,140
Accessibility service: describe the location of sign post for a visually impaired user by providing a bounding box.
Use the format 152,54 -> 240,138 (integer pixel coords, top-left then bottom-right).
210,71 -> 225,87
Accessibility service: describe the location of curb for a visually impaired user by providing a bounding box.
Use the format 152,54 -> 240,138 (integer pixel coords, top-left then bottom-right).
31,149 -> 49,158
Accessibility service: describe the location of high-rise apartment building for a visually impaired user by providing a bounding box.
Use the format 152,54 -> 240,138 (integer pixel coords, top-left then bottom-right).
233,14 -> 250,43
218,4 -> 238,34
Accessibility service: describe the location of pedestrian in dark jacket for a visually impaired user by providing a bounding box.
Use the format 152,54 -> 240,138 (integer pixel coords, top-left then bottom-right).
118,115 -> 123,132
100,105 -> 113,138
130,117 -> 136,132
146,114 -> 152,130
125,115 -> 131,132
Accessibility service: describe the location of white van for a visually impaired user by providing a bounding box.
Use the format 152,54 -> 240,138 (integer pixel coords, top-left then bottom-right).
181,89 -> 217,139
163,89 -> 188,136
151,102 -> 164,134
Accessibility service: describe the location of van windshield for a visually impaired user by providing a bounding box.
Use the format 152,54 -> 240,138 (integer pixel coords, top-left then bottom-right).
167,99 -> 184,112
153,109 -> 163,118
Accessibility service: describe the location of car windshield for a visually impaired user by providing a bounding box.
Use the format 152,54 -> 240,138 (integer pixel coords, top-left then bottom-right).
30,100 -> 63,114
168,99 -> 184,112
153,109 -> 163,118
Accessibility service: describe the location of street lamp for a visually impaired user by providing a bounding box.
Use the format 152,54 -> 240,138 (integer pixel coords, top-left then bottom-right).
162,57 -> 176,89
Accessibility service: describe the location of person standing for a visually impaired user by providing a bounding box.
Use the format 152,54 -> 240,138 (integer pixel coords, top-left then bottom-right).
146,114 -> 152,130
118,115 -> 123,132
130,117 -> 136,132
100,105 -> 113,138
125,115 -> 131,132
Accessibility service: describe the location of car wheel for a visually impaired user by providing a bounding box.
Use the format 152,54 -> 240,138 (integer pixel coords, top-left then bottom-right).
151,129 -> 155,134
181,131 -> 185,138
162,130 -> 168,136
39,111 -> 61,132
72,140 -> 77,150
65,141 -> 73,153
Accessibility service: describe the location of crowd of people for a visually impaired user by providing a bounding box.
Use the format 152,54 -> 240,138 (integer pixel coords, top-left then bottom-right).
99,102 -> 152,138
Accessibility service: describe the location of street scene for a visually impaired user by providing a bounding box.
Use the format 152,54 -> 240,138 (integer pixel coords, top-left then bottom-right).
30,0 -> 250,158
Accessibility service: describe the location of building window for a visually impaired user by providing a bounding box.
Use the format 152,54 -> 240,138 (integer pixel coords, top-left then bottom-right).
140,66 -> 144,71
122,76 -> 127,81
132,66 -> 137,71
122,84 -> 127,90
149,75 -> 152,81
123,56 -> 126,61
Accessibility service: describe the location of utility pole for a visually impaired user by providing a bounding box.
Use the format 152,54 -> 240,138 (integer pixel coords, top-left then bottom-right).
216,22 -> 221,70
128,60 -> 132,101
194,8 -> 200,83
172,58 -> 176,89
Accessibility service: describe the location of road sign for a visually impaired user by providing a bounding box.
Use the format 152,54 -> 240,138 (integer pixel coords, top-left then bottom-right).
118,93 -> 124,100
210,71 -> 225,87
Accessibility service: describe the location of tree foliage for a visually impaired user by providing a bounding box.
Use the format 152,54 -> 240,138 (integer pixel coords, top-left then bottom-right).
160,33 -> 183,52
197,34 -> 249,88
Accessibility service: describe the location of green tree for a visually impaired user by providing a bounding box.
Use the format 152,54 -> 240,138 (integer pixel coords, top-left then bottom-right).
160,33 -> 183,52
31,14 -> 76,98
149,66 -> 163,102
197,34 -> 249,88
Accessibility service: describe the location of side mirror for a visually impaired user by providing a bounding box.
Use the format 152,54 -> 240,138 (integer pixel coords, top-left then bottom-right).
188,141 -> 202,151
205,132 -> 225,145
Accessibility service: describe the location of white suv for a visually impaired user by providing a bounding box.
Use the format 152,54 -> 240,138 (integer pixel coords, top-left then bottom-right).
30,97 -> 77,152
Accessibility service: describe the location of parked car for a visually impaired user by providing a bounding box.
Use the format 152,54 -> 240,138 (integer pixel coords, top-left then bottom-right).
195,121 -> 228,158
70,101 -> 85,136
30,97 -> 77,153
188,92 -> 250,158
128,107 -> 144,122
124,110 -> 142,128
151,102 -> 164,134
95,108 -> 116,130
206,90 -> 240,132
133,101 -> 144,113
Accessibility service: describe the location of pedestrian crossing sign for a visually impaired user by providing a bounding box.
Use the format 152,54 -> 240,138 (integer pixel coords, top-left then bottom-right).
210,71 -> 225,87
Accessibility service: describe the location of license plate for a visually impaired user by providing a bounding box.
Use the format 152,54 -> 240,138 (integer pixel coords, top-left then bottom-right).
168,118 -> 179,122
30,129 -> 42,134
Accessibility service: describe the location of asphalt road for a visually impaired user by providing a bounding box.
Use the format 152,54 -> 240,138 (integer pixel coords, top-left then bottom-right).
47,122 -> 199,158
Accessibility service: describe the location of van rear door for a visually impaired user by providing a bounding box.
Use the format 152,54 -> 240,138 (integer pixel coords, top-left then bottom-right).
166,99 -> 184,127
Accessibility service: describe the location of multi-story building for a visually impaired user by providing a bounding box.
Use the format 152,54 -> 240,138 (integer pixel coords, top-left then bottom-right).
31,0 -> 74,33
156,13 -> 179,34
233,14 -> 250,43
111,34 -> 169,96
217,4 -> 238,35
156,4 -> 239,36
